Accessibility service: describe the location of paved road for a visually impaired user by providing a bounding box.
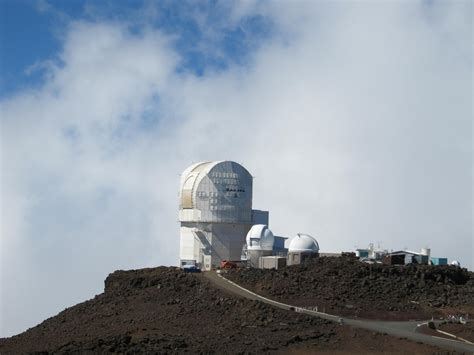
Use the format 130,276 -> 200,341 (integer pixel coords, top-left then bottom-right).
203,271 -> 474,353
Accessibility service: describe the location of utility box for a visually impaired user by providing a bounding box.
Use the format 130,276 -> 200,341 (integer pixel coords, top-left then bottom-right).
203,255 -> 212,271
259,256 -> 286,269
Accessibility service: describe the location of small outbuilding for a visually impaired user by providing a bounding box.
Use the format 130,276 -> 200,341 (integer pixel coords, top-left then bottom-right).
259,256 -> 287,269
383,250 -> 429,265
382,253 -> 405,265
430,257 -> 448,266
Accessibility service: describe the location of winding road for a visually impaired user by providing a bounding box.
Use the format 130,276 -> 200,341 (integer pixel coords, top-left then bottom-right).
202,271 -> 474,353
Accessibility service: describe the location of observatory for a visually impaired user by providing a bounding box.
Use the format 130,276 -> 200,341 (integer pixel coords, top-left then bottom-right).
287,233 -> 319,266
179,161 -> 268,270
245,224 -> 275,267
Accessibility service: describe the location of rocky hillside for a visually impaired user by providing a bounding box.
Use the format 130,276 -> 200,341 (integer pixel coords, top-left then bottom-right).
0,266 -> 450,354
226,256 -> 474,321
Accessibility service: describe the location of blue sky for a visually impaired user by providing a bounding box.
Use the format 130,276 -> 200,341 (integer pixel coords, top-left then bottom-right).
0,0 -> 273,97
1,0 -> 472,339
1,0 -> 60,96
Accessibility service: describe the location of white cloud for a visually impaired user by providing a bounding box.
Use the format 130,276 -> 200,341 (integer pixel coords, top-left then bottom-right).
1,1 -> 472,337
1,21 -> 180,337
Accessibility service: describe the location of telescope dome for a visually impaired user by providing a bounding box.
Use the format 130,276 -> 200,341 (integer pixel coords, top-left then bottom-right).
288,233 -> 319,253
246,224 -> 274,251
179,160 -> 253,223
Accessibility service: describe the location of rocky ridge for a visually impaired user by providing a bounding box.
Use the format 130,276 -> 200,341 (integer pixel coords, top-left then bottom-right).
226,256 -> 474,320
0,265 -> 458,353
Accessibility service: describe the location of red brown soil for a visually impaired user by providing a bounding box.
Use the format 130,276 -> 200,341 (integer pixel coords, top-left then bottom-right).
0,266 -> 453,354
225,256 -> 474,321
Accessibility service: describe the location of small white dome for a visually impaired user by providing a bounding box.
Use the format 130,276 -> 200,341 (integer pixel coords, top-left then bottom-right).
246,224 -> 274,251
288,233 -> 319,253
451,260 -> 461,267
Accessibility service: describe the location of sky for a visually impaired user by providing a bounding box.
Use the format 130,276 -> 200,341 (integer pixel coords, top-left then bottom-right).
0,0 -> 472,338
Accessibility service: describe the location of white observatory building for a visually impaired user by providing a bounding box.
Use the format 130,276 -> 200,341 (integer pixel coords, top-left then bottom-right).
179,161 -> 268,270
245,224 -> 275,267
287,233 -> 320,266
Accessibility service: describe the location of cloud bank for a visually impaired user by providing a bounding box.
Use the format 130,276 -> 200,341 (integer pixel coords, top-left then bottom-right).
1,1 -> 472,337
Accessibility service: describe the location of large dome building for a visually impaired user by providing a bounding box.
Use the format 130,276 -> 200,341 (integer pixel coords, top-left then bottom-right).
179,161 -> 268,270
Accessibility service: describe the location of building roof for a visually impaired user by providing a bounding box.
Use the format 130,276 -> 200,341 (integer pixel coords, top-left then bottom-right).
179,160 -> 252,212
288,233 -> 319,253
388,250 -> 420,256
246,224 -> 274,251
